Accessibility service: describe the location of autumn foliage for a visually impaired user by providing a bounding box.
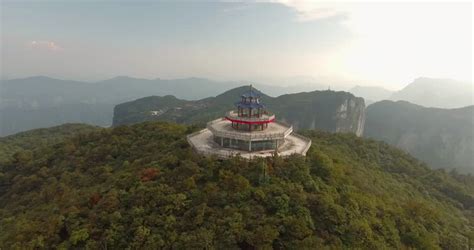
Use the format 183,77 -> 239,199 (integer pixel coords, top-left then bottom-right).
140,168 -> 159,182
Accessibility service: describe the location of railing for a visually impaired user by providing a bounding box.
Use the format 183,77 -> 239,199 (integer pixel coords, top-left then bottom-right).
186,129 -> 207,149
291,132 -> 312,156
187,123 -> 312,158
193,147 -> 242,159
283,126 -> 293,137
186,129 -> 244,159
206,118 -> 293,141
225,111 -> 275,123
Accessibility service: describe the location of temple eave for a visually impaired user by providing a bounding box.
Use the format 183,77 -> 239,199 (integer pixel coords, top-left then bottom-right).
225,116 -> 275,125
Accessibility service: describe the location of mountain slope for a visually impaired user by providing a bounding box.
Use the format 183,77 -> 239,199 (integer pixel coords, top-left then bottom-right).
0,122 -> 472,248
364,100 -> 474,174
0,76 -> 238,108
113,86 -> 366,136
0,123 -> 100,163
390,78 -> 473,108
267,91 -> 365,135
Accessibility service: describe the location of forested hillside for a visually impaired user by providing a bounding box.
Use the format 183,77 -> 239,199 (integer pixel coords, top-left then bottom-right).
0,122 -> 472,248
365,100 -> 474,174
113,86 -> 366,136
0,124 -> 100,163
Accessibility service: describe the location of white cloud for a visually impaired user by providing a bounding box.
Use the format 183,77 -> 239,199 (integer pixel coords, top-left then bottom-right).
274,1 -> 353,22
28,40 -> 63,51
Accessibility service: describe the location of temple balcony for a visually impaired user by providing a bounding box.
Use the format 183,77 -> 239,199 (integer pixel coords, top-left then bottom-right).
225,111 -> 275,123
206,118 -> 292,141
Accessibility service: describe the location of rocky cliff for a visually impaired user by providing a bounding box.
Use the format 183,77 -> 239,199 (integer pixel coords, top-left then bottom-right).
335,97 -> 366,136
113,86 -> 366,136
265,90 -> 366,136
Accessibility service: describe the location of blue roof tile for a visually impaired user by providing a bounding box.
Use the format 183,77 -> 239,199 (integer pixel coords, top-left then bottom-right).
241,89 -> 260,98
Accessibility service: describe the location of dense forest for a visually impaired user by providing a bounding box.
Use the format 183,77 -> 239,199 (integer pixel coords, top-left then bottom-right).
365,100 -> 474,174
0,122 -> 473,248
0,124 -> 99,163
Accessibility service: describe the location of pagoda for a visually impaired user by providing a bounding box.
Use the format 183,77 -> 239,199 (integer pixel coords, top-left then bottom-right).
187,85 -> 311,158
226,85 -> 274,132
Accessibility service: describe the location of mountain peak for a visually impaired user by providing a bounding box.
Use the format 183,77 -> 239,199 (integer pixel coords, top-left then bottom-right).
391,77 -> 473,108
215,85 -> 267,100
105,76 -> 146,82
19,75 -> 59,81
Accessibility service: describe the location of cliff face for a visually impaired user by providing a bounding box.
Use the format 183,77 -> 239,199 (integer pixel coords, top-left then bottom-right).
335,97 -> 366,136
364,100 -> 474,174
267,91 -> 366,136
113,87 -> 366,136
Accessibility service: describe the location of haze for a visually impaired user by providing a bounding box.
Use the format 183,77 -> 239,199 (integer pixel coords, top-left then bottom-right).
1,1 -> 472,89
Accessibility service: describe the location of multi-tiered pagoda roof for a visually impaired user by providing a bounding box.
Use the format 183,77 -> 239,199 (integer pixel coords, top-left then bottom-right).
226,85 -> 274,131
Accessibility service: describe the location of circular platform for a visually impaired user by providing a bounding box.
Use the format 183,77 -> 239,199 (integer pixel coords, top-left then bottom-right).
187,126 -> 312,159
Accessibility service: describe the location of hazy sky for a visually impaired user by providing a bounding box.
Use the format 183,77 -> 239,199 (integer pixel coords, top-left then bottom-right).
1,1 -> 472,89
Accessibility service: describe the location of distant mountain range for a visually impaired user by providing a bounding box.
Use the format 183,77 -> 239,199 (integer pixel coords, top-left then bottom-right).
1,76 -> 327,136
390,77 -> 473,109
0,76 -> 236,106
113,86 -> 366,136
365,100 -> 474,174
1,76 -> 471,137
349,77 -> 473,108
0,76 -> 233,135
1,76 -> 473,174
349,86 -> 394,105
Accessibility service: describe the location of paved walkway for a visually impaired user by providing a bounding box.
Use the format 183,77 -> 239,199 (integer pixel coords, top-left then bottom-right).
187,128 -> 311,159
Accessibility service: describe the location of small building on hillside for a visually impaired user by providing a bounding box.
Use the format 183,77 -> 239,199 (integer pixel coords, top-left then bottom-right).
187,85 -> 311,159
